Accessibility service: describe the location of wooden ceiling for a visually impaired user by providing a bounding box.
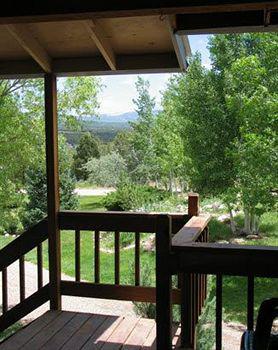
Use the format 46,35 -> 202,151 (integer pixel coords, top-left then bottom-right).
0,1 -> 277,78
0,15 -> 190,78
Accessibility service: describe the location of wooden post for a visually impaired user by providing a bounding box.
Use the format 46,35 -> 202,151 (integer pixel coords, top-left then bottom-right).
45,73 -> 61,310
188,193 -> 199,217
156,214 -> 172,350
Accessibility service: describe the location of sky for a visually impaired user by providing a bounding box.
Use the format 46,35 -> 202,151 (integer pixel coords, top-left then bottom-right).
98,35 -> 210,115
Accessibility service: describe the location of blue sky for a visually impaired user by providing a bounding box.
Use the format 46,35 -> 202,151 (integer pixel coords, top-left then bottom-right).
98,35 -> 210,115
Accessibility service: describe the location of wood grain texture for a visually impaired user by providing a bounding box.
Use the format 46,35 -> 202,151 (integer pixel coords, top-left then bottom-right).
172,214 -> 211,247
0,310 -> 183,349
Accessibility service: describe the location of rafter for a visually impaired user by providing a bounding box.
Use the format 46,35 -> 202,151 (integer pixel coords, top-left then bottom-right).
166,16 -> 191,71
5,24 -> 52,72
84,20 -> 116,71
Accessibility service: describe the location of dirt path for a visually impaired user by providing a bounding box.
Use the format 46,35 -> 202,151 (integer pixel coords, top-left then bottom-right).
74,187 -> 115,196
0,261 -> 244,348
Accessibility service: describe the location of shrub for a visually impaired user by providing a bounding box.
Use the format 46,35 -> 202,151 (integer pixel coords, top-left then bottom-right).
102,182 -> 170,211
85,152 -> 127,187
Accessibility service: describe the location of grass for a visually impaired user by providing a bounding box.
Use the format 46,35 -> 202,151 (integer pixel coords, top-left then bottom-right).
23,230 -> 155,285
78,195 -> 105,211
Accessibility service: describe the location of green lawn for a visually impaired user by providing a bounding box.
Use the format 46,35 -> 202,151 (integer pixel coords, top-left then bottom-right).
78,195 -> 105,211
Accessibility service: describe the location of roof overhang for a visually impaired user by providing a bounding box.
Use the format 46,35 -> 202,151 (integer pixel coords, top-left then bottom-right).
0,1 -> 277,78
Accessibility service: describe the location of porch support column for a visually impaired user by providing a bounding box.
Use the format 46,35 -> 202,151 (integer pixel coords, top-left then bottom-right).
44,73 -> 61,310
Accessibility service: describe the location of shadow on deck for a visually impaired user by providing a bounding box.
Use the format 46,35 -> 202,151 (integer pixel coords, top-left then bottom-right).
0,311 -> 181,349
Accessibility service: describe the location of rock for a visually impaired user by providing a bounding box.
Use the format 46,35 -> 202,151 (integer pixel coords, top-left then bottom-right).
231,238 -> 245,244
4,233 -> 10,237
142,236 -> 155,252
217,240 -> 229,244
246,234 -> 260,240
218,214 -> 230,223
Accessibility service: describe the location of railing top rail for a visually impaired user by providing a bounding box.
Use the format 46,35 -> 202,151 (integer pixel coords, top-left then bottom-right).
0,218 -> 48,271
59,210 -> 189,233
172,214 -> 210,246
174,242 -> 278,278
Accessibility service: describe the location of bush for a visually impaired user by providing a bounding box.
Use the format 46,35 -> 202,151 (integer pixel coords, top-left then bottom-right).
85,152 -> 127,187
102,182 -> 170,211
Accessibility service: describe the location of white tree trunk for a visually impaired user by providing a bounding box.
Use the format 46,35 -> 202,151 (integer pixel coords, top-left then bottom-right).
228,206 -> 237,235
244,208 -> 251,235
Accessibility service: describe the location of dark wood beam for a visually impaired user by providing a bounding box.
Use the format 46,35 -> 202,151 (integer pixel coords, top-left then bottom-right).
0,53 -> 179,79
0,1 -> 278,24
44,74 -> 61,310
176,9 -> 278,34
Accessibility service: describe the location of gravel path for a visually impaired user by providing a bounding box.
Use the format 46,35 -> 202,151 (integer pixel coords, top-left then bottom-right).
0,261 -> 244,348
74,187 -> 115,196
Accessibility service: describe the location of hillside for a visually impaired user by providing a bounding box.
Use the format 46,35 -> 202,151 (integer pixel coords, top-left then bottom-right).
60,112 -> 138,144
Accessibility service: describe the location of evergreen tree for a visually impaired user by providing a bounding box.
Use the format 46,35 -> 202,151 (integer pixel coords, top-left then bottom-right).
72,132 -> 100,180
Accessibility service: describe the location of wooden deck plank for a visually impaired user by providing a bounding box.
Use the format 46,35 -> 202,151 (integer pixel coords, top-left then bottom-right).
101,317 -> 140,350
40,312 -> 91,350
81,315 -> 123,350
142,323 -> 156,350
0,312 -> 182,350
61,314 -> 108,350
0,311 -> 61,350
122,318 -> 154,350
20,311 -> 76,349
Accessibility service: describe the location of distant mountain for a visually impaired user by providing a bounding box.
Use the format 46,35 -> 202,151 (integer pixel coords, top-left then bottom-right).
84,111 -> 138,123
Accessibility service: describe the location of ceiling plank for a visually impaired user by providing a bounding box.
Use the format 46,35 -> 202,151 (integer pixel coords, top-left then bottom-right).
1,2 -> 278,24
5,24 -> 52,72
84,20 -> 116,70
166,16 -> 190,71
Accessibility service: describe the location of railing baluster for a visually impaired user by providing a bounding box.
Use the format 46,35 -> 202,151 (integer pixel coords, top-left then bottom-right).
19,256 -> 25,302
216,274 -> 223,350
75,229 -> 80,282
2,268 -> 8,314
94,230 -> 100,283
135,232 -> 140,286
115,231 -> 120,285
247,275 -> 254,331
180,273 -> 195,349
37,243 -> 43,289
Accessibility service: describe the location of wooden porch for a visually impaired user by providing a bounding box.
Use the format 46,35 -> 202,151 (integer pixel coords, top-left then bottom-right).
0,311 -> 181,349
1,2 -> 278,349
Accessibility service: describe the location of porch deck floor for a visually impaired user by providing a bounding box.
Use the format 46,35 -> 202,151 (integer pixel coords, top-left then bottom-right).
0,311 -> 181,349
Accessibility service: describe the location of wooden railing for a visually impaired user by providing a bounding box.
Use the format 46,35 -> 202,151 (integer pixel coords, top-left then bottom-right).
155,202 -> 211,349
172,237 -> 278,349
0,193 -> 212,350
0,219 -> 49,332
58,210 -> 189,304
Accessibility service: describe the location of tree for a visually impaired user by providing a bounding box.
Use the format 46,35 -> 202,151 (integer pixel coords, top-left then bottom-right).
72,132 -> 100,180
23,137 -> 78,227
129,76 -> 156,183
85,152 -> 127,187
152,77 -> 190,192
225,55 -> 278,234
0,76 -> 101,232
176,55 -> 237,195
